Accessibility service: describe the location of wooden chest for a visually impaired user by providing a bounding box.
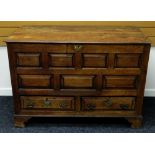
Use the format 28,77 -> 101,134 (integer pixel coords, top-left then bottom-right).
6,26 -> 151,128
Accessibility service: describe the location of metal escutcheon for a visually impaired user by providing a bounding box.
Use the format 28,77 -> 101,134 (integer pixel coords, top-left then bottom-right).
26,99 -> 34,108
44,98 -> 51,107
86,103 -> 96,110
120,104 -> 129,110
60,103 -> 67,109
74,45 -> 83,52
104,98 -> 113,107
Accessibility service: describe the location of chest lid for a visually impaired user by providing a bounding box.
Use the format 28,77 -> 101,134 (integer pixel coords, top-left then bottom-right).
6,26 -> 150,44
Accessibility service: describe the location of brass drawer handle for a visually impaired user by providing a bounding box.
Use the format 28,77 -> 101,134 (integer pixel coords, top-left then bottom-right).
74,45 -> 83,52
120,104 -> 129,110
44,98 -> 51,107
60,103 -> 67,109
104,98 -> 113,107
86,103 -> 96,111
26,99 -> 34,108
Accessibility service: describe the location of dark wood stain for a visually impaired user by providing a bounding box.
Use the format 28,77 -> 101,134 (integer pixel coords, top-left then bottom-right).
6,26 -> 151,128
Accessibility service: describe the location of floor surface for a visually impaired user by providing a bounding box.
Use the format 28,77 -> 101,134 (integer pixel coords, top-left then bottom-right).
0,97 -> 155,133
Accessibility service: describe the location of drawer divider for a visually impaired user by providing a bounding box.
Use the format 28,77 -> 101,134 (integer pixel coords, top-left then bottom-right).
54,74 -> 60,90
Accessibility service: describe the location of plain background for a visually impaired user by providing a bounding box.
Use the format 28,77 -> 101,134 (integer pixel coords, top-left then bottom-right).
0,0 -> 155,155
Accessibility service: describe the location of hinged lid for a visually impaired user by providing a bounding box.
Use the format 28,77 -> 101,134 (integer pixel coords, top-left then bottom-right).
6,26 -> 150,44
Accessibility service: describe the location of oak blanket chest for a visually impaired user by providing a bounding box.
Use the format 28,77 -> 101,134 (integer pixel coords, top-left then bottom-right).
6,26 -> 151,128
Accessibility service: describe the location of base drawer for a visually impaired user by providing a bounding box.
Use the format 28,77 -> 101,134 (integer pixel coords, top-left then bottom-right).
20,96 -> 75,111
81,97 -> 136,111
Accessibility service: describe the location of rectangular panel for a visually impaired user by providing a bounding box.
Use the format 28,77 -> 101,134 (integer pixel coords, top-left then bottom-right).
17,53 -> 41,67
18,75 -> 52,88
82,54 -> 107,68
49,54 -> 74,67
115,53 -> 142,68
104,76 -> 138,88
81,97 -> 135,111
61,75 -> 96,89
20,96 -> 75,111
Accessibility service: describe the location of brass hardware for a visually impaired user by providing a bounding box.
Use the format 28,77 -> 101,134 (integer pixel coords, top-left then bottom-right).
60,103 -> 67,109
44,98 -> 51,107
120,104 -> 129,110
86,103 -> 96,111
26,99 -> 34,108
104,98 -> 113,107
74,45 -> 83,52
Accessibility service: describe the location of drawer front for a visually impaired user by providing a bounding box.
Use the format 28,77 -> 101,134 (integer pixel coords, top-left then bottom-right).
20,96 -> 75,111
81,97 -> 135,111
18,75 -> 53,88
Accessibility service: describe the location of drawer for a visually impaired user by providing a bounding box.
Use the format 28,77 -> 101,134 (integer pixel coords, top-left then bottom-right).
20,96 -> 75,111
81,97 -> 135,111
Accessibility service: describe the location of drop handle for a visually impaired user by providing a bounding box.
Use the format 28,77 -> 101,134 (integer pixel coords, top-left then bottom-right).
60,103 -> 67,109
26,100 -> 34,108
104,98 -> 113,107
86,103 -> 96,110
44,98 -> 51,107
74,45 -> 83,52
120,104 -> 129,110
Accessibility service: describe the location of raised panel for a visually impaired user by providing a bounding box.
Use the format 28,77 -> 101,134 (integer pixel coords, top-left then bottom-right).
104,76 -> 138,88
82,54 -> 107,68
61,75 -> 96,89
18,75 -> 52,88
49,54 -> 74,67
17,53 -> 41,67
81,97 -> 135,111
20,96 -> 75,111
115,54 -> 141,68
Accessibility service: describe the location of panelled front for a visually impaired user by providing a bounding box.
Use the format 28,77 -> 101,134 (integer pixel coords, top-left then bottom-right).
14,44 -> 143,92
14,44 -> 144,68
9,43 -> 145,115
6,26 -> 151,127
